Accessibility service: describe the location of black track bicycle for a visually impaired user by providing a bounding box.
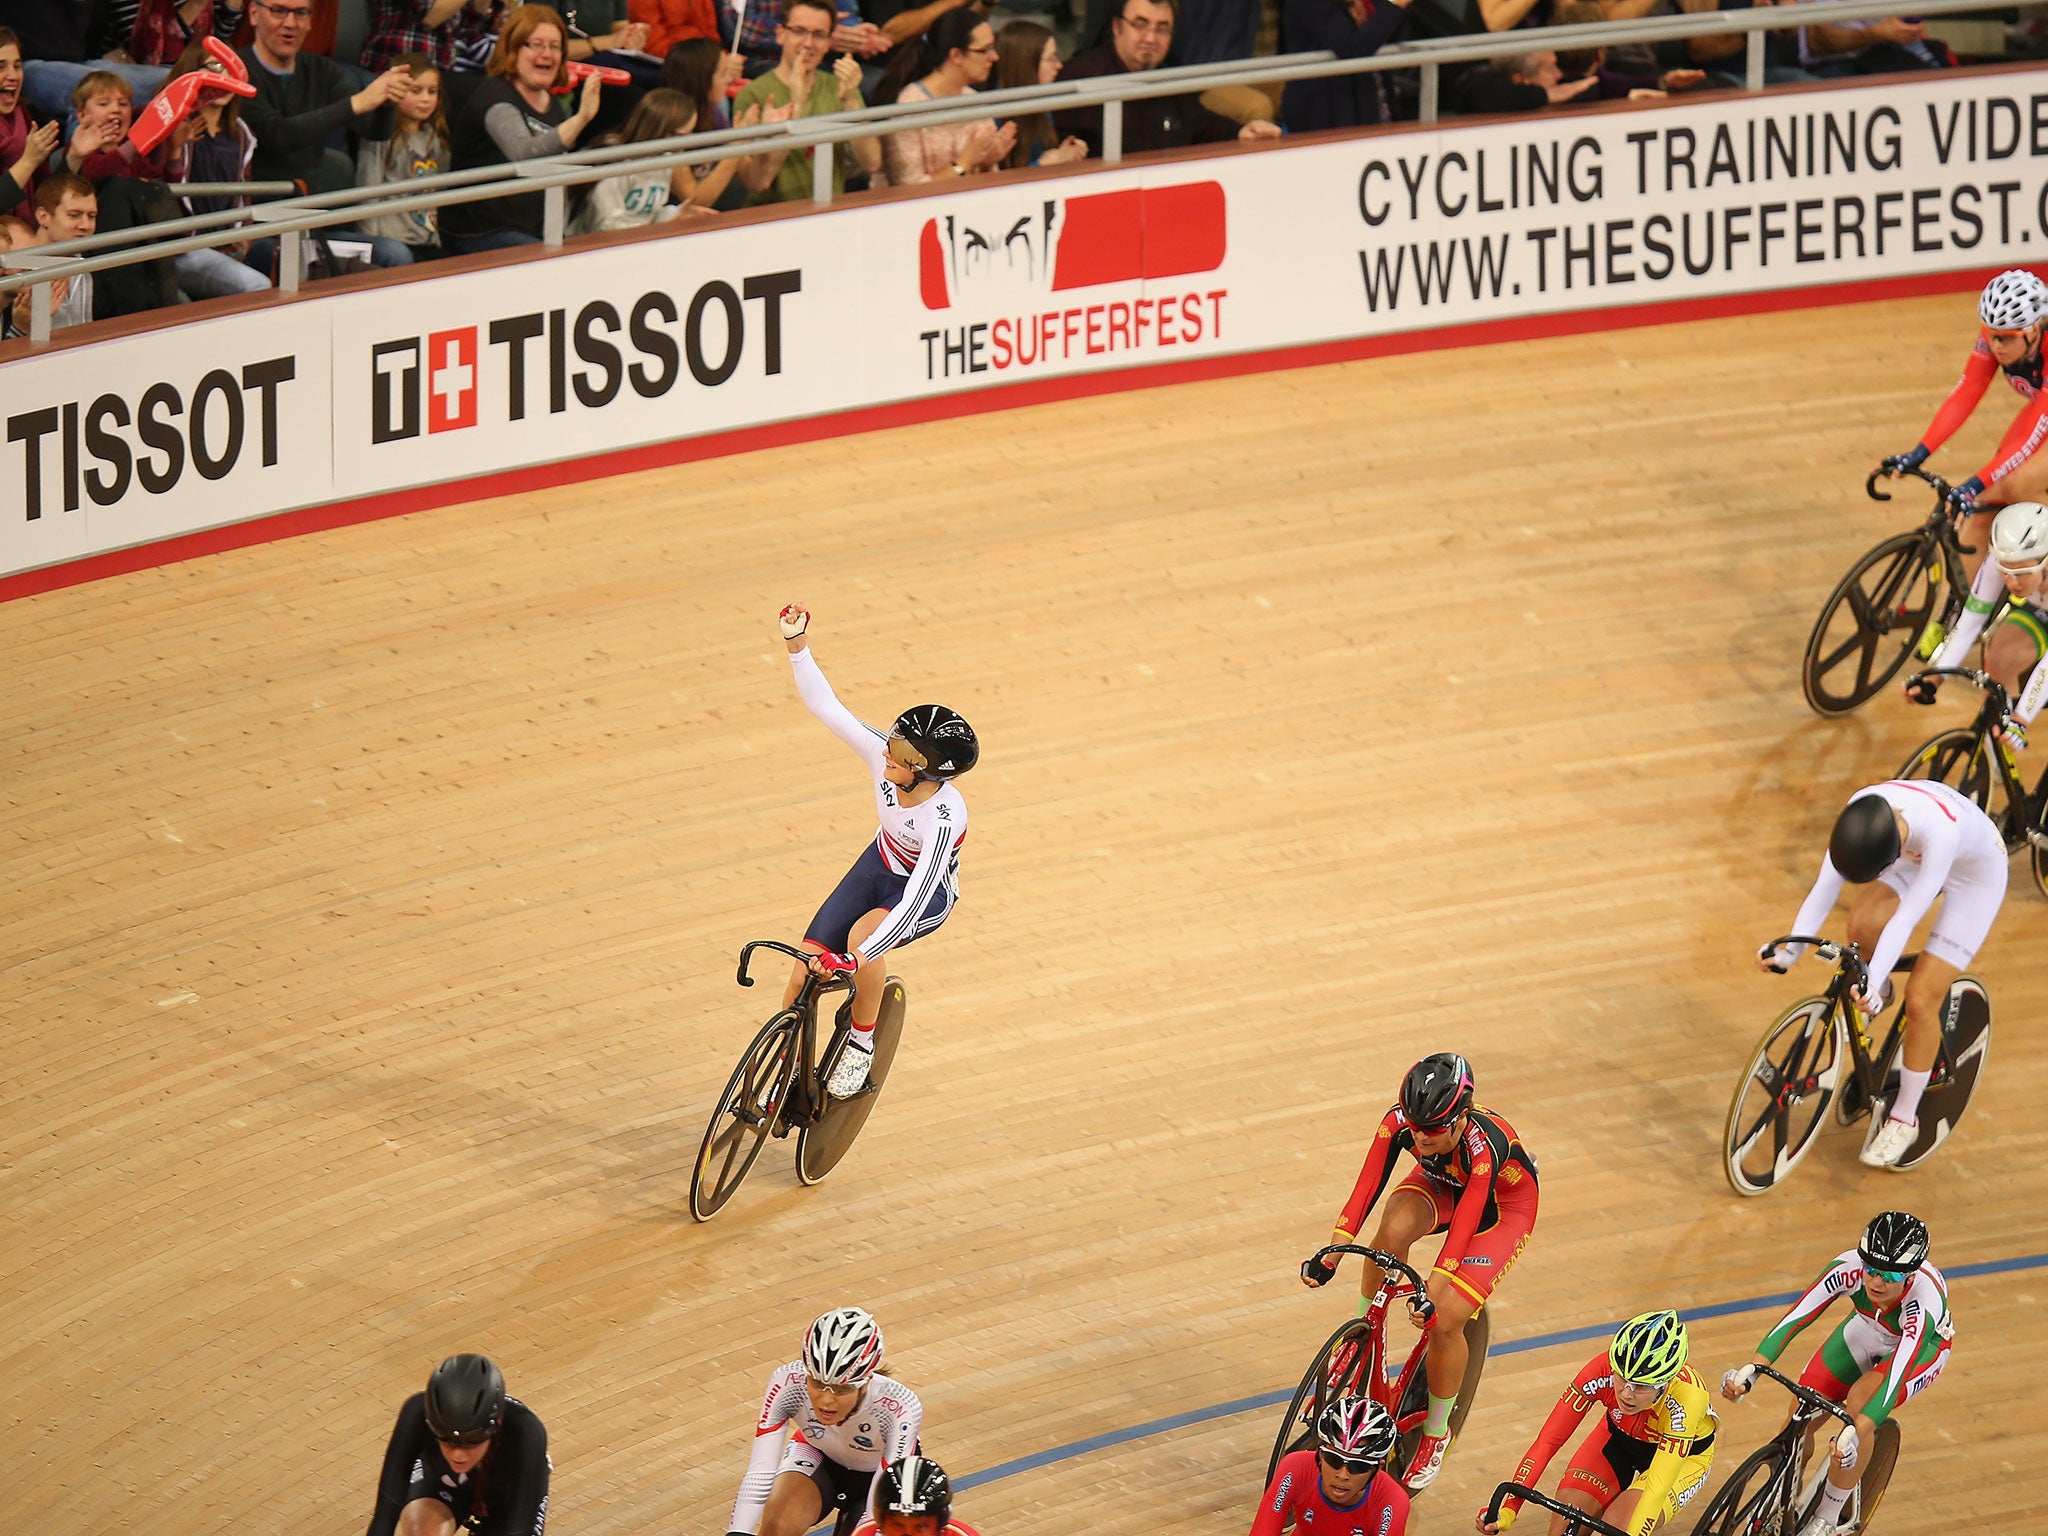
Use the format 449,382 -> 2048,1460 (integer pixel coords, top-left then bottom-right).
1690,1365 -> 1900,1536
1801,467 -> 1967,716
1897,664 -> 2048,897
1484,1483 -> 1631,1536
1270,1245 -> 1491,1490
1722,935 -> 1991,1195
688,940 -> 907,1222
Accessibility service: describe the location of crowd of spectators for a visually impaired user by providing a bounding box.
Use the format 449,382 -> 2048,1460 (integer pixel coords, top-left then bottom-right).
0,0 -> 2008,337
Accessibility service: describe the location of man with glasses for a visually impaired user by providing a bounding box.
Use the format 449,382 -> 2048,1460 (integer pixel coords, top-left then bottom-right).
1253,1397 -> 1409,1536
367,1354 -> 551,1536
1053,0 -> 1278,158
1721,1213 -> 1950,1536
732,0 -> 882,203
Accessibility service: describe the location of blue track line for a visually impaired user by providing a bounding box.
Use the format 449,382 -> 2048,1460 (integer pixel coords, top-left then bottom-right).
949,1249 -> 2048,1493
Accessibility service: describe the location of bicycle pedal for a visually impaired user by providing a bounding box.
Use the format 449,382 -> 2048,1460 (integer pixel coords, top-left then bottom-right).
2025,827 -> 2048,852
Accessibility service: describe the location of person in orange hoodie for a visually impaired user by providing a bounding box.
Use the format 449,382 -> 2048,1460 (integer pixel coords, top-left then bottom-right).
633,0 -> 720,59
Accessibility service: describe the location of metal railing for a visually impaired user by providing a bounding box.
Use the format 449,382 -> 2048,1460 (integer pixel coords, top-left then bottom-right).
0,0 -> 2010,345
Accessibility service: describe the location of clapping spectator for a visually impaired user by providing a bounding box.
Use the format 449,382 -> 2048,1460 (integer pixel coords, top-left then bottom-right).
0,30 -> 64,222
237,0 -> 415,198
1053,0 -> 1278,157
1279,0 -> 1410,131
62,69 -> 187,177
719,0 -> 886,77
569,85 -> 698,231
660,39 -> 752,209
15,0 -> 171,125
731,0 -> 880,203
1450,46 -> 1598,109
441,4 -> 603,251
992,21 -> 1085,168
358,0 -> 503,75
3,172 -> 98,336
354,51 -> 448,259
872,9 -> 1013,184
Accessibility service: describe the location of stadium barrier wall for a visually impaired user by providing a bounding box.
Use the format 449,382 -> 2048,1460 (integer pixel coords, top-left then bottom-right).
4,68 -> 2045,590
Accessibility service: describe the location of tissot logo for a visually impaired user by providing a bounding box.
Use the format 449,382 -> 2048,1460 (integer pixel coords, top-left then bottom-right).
368,273 -> 802,444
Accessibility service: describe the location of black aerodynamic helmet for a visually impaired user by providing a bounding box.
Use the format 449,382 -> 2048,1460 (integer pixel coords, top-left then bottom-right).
1399,1052 -> 1475,1131
424,1354 -> 506,1446
877,1455 -> 952,1526
891,705 -> 978,781
1829,795 -> 1901,884
1859,1211 -> 1930,1276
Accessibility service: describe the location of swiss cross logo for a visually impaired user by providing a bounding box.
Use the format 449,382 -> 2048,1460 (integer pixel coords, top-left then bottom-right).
426,328 -> 478,432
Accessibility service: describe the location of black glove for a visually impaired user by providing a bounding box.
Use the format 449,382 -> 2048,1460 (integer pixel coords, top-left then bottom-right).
1904,675 -> 1939,706
1300,1254 -> 1337,1287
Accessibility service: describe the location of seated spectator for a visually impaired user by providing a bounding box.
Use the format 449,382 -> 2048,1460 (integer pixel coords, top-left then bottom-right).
1,30 -> 64,222
440,4 -> 604,252
1279,0 -> 1410,132
1797,3 -> 1947,73
161,36 -> 272,297
358,0 -> 504,76
62,68 -> 187,178
127,0 -> 239,68
1052,0 -> 1278,158
15,0 -> 171,124
1684,0 -> 1812,86
4,172 -> 98,336
731,0 -> 881,203
635,0 -> 720,58
718,0 -> 886,78
569,85 -> 698,231
1551,0 -> 1705,92
237,0 -> 414,196
354,51 -> 448,260
660,39 -> 754,209
871,9 -> 1013,185
1450,46 -> 1598,110
0,211 -> 31,245
992,20 -> 1086,168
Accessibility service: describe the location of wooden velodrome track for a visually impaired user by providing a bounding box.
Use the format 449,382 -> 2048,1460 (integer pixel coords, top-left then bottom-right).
6,289 -> 2045,1536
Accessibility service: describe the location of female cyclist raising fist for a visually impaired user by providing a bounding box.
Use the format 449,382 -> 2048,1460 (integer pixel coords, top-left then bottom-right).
778,603 -> 976,1098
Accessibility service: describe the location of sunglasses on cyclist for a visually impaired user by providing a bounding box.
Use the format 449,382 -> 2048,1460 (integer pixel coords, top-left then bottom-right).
1318,1450 -> 1384,1476
1865,1266 -> 1908,1284
1617,1378 -> 1670,1396
1998,557 -> 2048,578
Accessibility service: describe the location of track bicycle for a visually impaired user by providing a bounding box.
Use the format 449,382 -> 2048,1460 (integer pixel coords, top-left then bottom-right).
1801,467 -> 1968,716
1689,1365 -> 1899,1536
1898,664 -> 2048,897
1722,935 -> 1991,1195
1483,1481 -> 1631,1536
688,939 -> 908,1222
1270,1244 -> 1491,1489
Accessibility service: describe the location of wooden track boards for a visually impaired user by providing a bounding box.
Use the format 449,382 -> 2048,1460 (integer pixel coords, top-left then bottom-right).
3,292 -> 2043,1535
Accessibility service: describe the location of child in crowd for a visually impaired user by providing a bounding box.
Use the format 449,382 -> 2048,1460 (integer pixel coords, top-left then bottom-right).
569,86 -> 699,233
164,36 -> 271,297
356,53 -> 450,261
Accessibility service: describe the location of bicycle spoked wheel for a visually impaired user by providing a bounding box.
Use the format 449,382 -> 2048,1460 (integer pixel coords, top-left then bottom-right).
1391,1308 -> 1491,1485
1725,999 -> 1845,1196
1894,976 -> 1991,1170
1689,1441 -> 1790,1536
796,977 -> 907,1187
689,1012 -> 799,1222
1267,1318 -> 1373,1487
1896,727 -> 2001,816
1802,530 -> 1941,716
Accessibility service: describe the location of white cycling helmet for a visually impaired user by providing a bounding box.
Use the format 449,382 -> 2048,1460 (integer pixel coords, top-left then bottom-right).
1979,269 -> 2048,331
1992,501 -> 2048,569
803,1306 -> 884,1387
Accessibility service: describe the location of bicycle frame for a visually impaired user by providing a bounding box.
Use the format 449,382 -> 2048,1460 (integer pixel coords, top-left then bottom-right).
1743,1364 -> 1859,1524
1756,935 -> 1920,1123
1305,1244 -> 1437,1427
1863,466 -> 1966,657
736,939 -> 856,1132
1905,665 -> 2044,846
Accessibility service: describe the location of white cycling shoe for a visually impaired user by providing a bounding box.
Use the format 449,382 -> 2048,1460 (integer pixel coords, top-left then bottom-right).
827,1035 -> 874,1099
1795,1511 -> 1848,1536
1859,1115 -> 1917,1169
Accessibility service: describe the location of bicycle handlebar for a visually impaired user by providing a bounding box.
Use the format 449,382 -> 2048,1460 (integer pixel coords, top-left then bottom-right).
1749,1363 -> 1858,1430
1762,934 -> 1867,986
1907,665 -> 2014,710
1304,1245 -> 1435,1323
1865,464 -> 1953,505
1484,1483 -> 1631,1536
736,939 -> 814,986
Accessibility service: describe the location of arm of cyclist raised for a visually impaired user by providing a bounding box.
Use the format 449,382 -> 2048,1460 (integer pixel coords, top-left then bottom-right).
789,642 -> 891,772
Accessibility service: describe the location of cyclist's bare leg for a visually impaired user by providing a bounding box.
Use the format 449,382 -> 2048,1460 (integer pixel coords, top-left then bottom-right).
760,1470 -> 828,1536
1606,1488 -> 1656,1533
1418,1272 -> 1477,1399
1983,620 -> 2044,697
1814,1369 -> 1887,1496
1358,1188 -> 1438,1304
1845,883 -> 1958,1077
397,1501 -> 459,1536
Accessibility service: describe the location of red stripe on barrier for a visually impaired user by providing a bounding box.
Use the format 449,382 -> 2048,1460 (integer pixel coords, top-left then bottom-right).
0,264 -> 1998,607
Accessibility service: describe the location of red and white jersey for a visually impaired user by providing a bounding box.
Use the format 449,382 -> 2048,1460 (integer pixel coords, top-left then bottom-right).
730,1363 -> 923,1533
789,647 -> 967,960
1251,1451 -> 1408,1536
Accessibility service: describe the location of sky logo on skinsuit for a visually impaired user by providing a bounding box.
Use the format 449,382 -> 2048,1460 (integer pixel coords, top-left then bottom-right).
917,183 -> 1226,311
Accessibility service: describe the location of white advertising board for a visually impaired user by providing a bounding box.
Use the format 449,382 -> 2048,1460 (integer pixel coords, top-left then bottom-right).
3,69 -> 2044,583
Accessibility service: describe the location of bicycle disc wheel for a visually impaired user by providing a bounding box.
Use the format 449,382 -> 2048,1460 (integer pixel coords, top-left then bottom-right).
689,1012 -> 799,1222
1802,530 -> 1941,716
1392,1307 -> 1491,1481
2030,792 -> 2048,900
1724,999 -> 1845,1196
1267,1318 -> 1373,1487
1690,1441 -> 1791,1536
796,977 -> 907,1186
1896,727 -> 1999,816
1848,1419 -> 1901,1532
1893,976 -> 1991,1170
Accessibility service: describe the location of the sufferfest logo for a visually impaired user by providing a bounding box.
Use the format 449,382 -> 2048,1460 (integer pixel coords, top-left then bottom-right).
914,182 -> 1228,381
369,273 -> 802,444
